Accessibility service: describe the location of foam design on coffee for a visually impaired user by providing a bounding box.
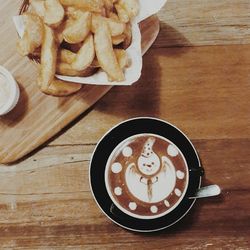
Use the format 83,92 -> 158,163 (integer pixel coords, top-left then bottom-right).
176,170 -> 185,179
105,134 -> 189,220
175,188 -> 182,197
164,200 -> 170,207
167,144 -> 179,157
126,157 -> 176,203
122,146 -> 133,157
150,206 -> 158,213
129,202 -> 137,211
111,163 -> 123,174
114,187 -> 122,196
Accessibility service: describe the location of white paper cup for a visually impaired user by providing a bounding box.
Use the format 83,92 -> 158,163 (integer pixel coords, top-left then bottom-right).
0,66 -> 20,116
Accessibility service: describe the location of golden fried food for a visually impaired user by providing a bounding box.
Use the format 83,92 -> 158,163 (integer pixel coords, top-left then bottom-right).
56,62 -> 97,76
56,62 -> 79,76
30,0 -> 45,18
94,18 -> 124,81
92,14 -> 125,37
71,34 -> 95,71
40,79 -> 82,96
65,6 -> 78,17
89,49 -> 129,69
17,0 -> 139,96
115,3 -> 130,23
123,22 -> 132,49
58,49 -> 76,64
114,49 -> 130,69
54,22 -> 67,44
112,34 -> 126,45
106,17 -> 126,36
103,0 -> 114,16
63,10 -> 91,44
91,58 -> 101,67
17,13 -> 44,56
38,26 -> 82,95
60,0 -> 104,12
109,12 -> 119,21
44,0 -> 65,28
58,47 -> 97,75
37,25 -> 57,91
62,42 -> 83,53
118,0 -> 139,19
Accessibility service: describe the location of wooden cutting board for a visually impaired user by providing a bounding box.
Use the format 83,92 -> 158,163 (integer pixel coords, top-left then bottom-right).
0,5 -> 160,164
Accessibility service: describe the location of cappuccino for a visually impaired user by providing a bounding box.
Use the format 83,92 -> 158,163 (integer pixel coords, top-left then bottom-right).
105,134 -> 189,219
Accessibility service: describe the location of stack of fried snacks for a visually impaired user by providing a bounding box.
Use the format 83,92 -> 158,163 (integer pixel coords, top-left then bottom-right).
17,0 -> 139,96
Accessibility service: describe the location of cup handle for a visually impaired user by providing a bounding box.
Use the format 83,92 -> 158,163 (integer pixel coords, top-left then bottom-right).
188,184 -> 221,199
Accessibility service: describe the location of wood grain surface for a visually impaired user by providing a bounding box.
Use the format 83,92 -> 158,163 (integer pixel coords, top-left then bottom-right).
0,8 -> 159,164
0,0 -> 250,249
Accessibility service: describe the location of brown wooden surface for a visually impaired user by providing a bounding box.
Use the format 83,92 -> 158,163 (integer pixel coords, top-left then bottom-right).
0,5 -> 159,165
0,0 -> 250,249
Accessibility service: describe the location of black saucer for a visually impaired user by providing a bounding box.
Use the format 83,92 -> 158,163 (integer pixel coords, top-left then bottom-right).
89,118 -> 203,232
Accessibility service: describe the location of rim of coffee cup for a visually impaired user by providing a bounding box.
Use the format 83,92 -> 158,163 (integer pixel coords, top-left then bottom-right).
104,133 -> 190,220
89,117 -> 202,232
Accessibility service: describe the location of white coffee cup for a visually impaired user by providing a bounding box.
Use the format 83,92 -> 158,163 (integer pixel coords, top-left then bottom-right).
105,133 -> 190,220
90,118 -> 221,232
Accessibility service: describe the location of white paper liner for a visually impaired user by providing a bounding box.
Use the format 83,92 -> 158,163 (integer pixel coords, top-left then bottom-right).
13,0 -> 167,86
136,0 -> 167,23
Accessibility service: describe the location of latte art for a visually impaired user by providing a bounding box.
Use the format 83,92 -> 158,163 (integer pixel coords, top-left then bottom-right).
105,134 -> 189,219
137,137 -> 161,176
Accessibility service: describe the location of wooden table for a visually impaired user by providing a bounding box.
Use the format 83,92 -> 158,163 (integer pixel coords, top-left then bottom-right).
0,0 -> 250,248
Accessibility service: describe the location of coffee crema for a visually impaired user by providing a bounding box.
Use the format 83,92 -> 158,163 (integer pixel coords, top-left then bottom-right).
105,134 -> 189,219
